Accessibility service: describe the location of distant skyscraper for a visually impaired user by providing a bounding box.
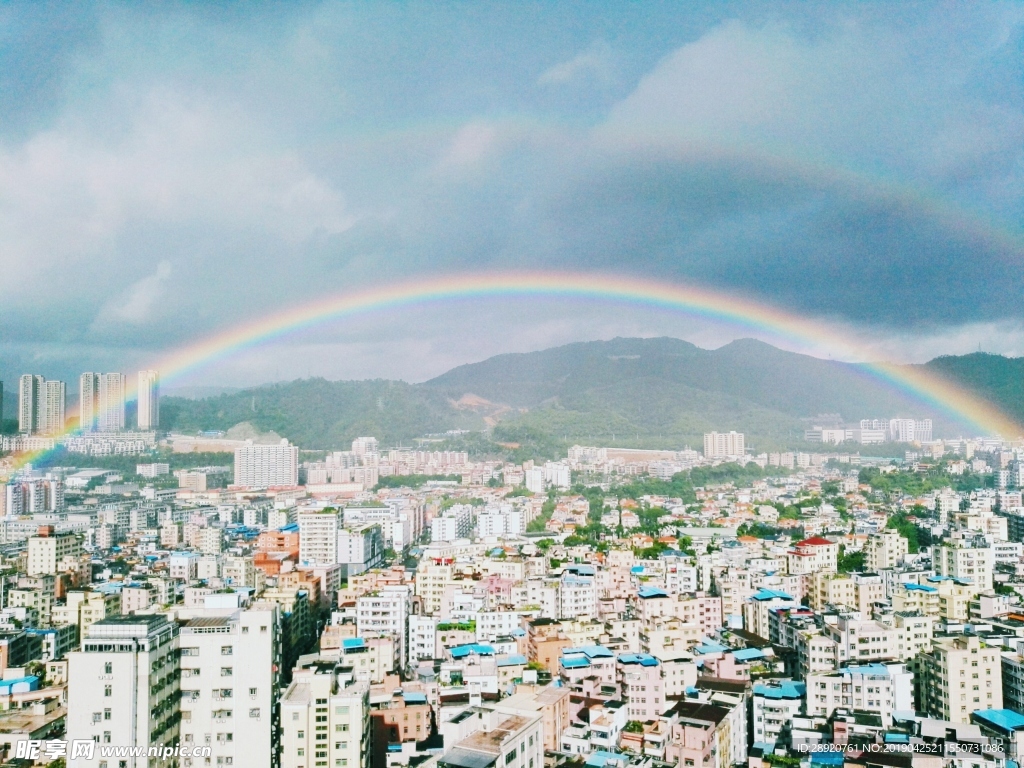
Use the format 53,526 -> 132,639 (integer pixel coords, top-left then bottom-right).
98,373 -> 126,432
137,370 -> 160,430
0,379 -> 4,429
18,375 -> 65,434
703,430 -> 746,459
79,373 -> 100,432
42,379 -> 65,434
18,374 -> 43,434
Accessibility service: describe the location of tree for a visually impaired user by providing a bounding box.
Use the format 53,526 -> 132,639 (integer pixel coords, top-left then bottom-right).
623,720 -> 645,733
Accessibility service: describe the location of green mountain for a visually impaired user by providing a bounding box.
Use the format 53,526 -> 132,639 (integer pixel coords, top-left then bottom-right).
160,337 -> 1022,452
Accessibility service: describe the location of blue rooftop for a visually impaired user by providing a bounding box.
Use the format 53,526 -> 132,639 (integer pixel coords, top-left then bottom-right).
498,655 -> 527,667
810,752 -> 845,766
843,663 -> 890,676
902,583 -> 937,592
694,640 -> 728,655
449,644 -> 495,659
586,752 -> 624,768
884,734 -> 910,744
342,638 -> 366,650
732,648 -> 766,662
563,645 -> 614,659
618,653 -> 659,667
638,587 -> 668,599
402,692 -> 427,704
560,656 -> 591,669
973,709 -> 1024,732
751,588 -> 793,601
279,523 -> 299,532
630,566 -> 644,574
754,681 -> 805,699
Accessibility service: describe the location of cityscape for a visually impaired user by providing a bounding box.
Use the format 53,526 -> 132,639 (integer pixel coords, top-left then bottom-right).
4,4 -> 1024,768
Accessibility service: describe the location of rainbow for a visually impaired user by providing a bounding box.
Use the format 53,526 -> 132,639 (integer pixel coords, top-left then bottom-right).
6,271 -> 1020,473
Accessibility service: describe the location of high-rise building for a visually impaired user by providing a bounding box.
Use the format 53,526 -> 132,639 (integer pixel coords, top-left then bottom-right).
234,439 -> 299,488
27,528 -> 80,575
98,372 -> 126,432
280,659 -> 369,768
42,379 -> 65,434
703,431 -> 745,459
178,605 -> 280,768
18,374 -> 43,434
18,375 -> 64,434
915,635 -> 1002,722
138,370 -> 160,430
79,372 -> 126,432
66,614 -> 180,767
79,373 -> 99,432
0,379 -> 4,428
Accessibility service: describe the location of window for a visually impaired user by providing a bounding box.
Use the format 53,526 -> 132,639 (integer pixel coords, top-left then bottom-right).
242,627 -> 249,634
104,732 -> 112,743
250,688 -> 258,696
298,749 -> 305,756
336,706 -> 349,715
293,713 -> 300,721
104,709 -> 111,720
105,685 -> 112,697
221,668 -> 233,676
182,648 -> 199,657
250,709 -> 260,718
298,732 -> 305,739
221,646 -> 233,655
104,662 -> 113,674
260,626 -> 267,633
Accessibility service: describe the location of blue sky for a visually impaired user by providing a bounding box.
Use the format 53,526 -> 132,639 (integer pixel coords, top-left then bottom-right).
3,1 -> 1024,386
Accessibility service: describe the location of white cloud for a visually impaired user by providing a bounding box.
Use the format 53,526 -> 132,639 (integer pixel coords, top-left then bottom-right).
94,260 -> 172,327
538,40 -> 613,86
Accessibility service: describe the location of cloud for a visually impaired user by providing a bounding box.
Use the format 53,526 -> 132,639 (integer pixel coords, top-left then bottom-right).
538,40 -> 613,86
94,260 -> 172,327
2,3 -> 1024,386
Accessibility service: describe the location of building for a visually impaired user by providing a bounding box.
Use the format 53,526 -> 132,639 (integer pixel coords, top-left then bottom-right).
431,505 -> 474,543
178,606 -> 280,768
864,529 -> 909,572
42,380 -> 65,434
703,431 -> 745,459
137,370 -> 160,430
787,537 -> 839,576
79,372 -> 127,432
806,663 -> 913,726
935,531 -> 994,591
752,680 -> 805,745
617,653 -> 665,721
437,707 -> 543,768
17,375 -> 43,434
235,440 -> 299,488
66,615 -> 180,767
356,587 -> 410,668
26,528 -> 80,576
916,635 -> 1003,722
889,418 -> 933,443
280,658 -> 369,768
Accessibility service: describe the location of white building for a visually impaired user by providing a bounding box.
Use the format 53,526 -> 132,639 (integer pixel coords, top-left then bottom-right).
934,531 -> 994,591
178,604 -> 280,768
138,370 -> 160,430
888,419 -> 933,443
752,680 -> 805,745
298,510 -> 340,566
280,659 -> 369,768
703,431 -> 745,459
234,440 -> 299,488
66,615 -> 180,768
431,504 -> 474,543
18,374 -> 43,434
807,663 -> 913,727
524,467 -> 545,494
356,586 -> 411,668
27,529 -> 80,576
80,372 -> 127,433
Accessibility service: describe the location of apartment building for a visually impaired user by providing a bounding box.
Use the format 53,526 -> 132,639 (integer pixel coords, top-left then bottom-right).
934,531 -> 994,591
617,653 -> 665,721
806,663 -> 913,726
356,587 -> 411,668
66,615 -> 180,768
280,659 -> 370,768
26,528 -> 80,576
415,559 -> 454,616
915,635 -> 1003,723
178,606 -> 280,768
752,680 -> 805,745
864,529 -> 909,571
234,440 -> 299,488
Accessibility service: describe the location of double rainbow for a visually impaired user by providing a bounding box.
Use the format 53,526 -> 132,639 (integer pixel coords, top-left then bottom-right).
7,271 -> 1020,474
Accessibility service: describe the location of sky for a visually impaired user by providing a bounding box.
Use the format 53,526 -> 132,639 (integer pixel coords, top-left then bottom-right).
3,1 -> 1024,389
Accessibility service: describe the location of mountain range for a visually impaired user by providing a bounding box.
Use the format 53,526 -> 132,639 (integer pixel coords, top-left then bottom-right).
152,338 -> 1024,454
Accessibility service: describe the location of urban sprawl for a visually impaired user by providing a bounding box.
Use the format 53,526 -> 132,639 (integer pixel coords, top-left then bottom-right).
0,372 -> 1024,768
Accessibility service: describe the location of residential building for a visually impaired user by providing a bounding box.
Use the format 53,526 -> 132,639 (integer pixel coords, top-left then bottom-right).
26,528 -> 80,576
806,663 -> 913,726
234,440 -> 299,488
66,615 -> 180,767
17,375 -> 43,434
138,369 -> 160,430
752,680 -> 805,745
280,658 -> 370,768
703,431 -> 745,459
356,587 -> 410,667
934,531 -> 994,591
178,605 -> 280,768
916,635 -> 1003,723
864,529 -> 909,572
